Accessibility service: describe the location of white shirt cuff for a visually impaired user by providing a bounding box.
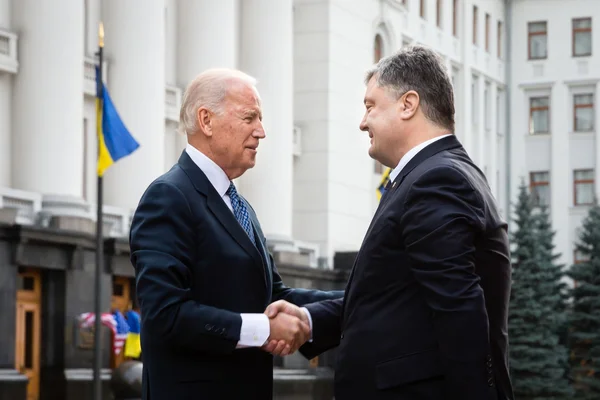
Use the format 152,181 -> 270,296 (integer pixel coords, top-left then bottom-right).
301,307 -> 313,343
236,313 -> 270,348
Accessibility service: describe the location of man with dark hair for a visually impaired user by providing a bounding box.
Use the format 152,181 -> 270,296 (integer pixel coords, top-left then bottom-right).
267,45 -> 515,399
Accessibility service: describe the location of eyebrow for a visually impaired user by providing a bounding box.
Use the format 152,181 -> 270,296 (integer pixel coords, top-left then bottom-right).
242,109 -> 262,119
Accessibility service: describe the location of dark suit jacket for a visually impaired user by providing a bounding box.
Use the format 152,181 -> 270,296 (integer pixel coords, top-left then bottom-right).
129,151 -> 343,400
300,135 -> 514,400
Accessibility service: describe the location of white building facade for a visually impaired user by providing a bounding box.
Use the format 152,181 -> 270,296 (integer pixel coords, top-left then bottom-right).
509,0 -> 600,269
1,0 -> 510,269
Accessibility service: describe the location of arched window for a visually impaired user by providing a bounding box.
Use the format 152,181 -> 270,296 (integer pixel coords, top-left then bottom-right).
373,33 -> 386,175
374,34 -> 383,63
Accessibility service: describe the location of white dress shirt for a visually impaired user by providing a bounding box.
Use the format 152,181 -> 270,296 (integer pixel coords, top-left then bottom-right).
185,144 -> 314,348
185,144 -> 270,347
388,134 -> 452,183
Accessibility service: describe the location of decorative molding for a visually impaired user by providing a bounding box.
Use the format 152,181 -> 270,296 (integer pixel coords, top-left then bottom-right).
165,85 -> 182,122
518,81 -> 555,90
563,78 -> 600,88
382,0 -> 407,12
83,56 -> 108,97
0,29 -> 18,74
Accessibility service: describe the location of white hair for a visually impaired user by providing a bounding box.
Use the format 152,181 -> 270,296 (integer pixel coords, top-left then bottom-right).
178,68 -> 258,135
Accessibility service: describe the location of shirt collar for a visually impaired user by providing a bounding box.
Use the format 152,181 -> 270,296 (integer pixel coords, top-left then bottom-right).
185,144 -> 231,197
389,134 -> 452,182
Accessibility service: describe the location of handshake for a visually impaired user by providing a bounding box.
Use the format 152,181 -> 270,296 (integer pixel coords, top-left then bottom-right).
261,300 -> 311,357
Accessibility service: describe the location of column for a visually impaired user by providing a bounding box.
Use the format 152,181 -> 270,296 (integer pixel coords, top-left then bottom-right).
595,82 -> 600,200
477,77 -> 486,169
239,0 -> 294,241
550,83 -> 570,268
459,0 -> 475,158
489,84 -> 498,198
11,0 -> 84,196
102,0 -> 165,210
460,70 -> 474,158
0,0 -> 11,187
176,0 -> 239,88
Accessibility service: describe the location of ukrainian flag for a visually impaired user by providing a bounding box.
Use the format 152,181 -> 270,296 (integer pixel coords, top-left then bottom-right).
376,167 -> 392,201
124,309 -> 142,359
95,66 -> 139,176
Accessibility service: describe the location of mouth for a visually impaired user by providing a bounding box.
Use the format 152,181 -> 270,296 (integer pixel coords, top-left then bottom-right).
246,145 -> 258,152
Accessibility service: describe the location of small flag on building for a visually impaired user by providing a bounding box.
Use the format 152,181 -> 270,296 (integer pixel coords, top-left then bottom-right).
124,310 -> 142,358
376,167 -> 392,201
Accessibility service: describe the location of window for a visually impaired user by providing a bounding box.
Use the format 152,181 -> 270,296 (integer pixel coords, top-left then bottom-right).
574,169 -> 595,205
497,90 -> 504,134
530,171 -> 550,206
374,34 -> 383,63
83,118 -> 88,200
529,96 -> 549,134
471,77 -> 479,126
453,0 -> 458,37
420,0 -> 425,18
436,0 -> 442,28
528,21 -> 547,60
473,6 -> 478,45
574,94 -> 594,132
574,248 -> 589,264
497,21 -> 503,58
573,18 -> 592,57
485,14 -> 490,52
484,83 -> 491,131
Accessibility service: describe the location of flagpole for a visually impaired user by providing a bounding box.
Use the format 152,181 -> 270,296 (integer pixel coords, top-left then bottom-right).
93,21 -> 105,400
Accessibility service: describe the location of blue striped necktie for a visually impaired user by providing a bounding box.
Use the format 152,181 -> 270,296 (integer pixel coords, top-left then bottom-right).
226,182 -> 256,246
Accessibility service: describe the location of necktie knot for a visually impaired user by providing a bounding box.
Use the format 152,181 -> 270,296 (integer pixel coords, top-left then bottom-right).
226,182 -> 238,198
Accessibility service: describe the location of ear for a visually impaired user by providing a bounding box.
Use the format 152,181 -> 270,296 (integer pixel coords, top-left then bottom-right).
197,107 -> 213,137
399,90 -> 420,120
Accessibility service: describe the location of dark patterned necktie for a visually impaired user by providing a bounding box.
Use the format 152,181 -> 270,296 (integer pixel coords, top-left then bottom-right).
226,182 -> 256,246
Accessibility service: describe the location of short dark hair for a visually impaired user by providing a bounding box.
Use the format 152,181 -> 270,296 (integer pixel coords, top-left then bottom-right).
365,45 -> 455,131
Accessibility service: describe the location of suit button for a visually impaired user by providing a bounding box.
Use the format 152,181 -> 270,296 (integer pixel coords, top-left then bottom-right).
220,328 -> 226,335
205,324 -> 213,331
340,333 -> 344,340
487,361 -> 492,368
488,377 -> 494,387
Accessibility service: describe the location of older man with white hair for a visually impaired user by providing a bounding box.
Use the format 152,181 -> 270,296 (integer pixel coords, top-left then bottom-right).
129,68 -> 343,400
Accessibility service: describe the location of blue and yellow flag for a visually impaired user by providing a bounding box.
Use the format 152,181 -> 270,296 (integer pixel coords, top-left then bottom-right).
376,167 -> 392,201
123,309 -> 141,358
95,66 -> 139,176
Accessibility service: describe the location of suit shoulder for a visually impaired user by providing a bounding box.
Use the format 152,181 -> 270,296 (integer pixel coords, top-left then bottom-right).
413,158 -> 474,189
137,166 -> 190,207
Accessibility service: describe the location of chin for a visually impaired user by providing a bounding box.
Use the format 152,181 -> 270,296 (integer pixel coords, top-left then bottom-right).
367,146 -> 378,160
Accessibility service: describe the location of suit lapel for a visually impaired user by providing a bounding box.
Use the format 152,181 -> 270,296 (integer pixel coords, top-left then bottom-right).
242,197 -> 271,292
178,151 -> 266,288
342,135 -> 463,323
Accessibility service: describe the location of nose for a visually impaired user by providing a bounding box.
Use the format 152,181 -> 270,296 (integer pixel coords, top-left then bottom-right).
359,113 -> 368,131
254,121 -> 266,138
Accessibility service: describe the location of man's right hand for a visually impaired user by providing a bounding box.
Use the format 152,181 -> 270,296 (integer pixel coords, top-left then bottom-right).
263,310 -> 310,356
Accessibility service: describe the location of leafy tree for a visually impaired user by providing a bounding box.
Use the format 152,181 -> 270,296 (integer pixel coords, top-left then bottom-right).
508,181 -> 573,399
568,203 -> 600,399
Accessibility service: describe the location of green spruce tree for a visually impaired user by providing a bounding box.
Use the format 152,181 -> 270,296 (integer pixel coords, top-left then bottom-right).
534,204 -> 573,396
568,203 -> 600,399
508,181 -> 573,399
